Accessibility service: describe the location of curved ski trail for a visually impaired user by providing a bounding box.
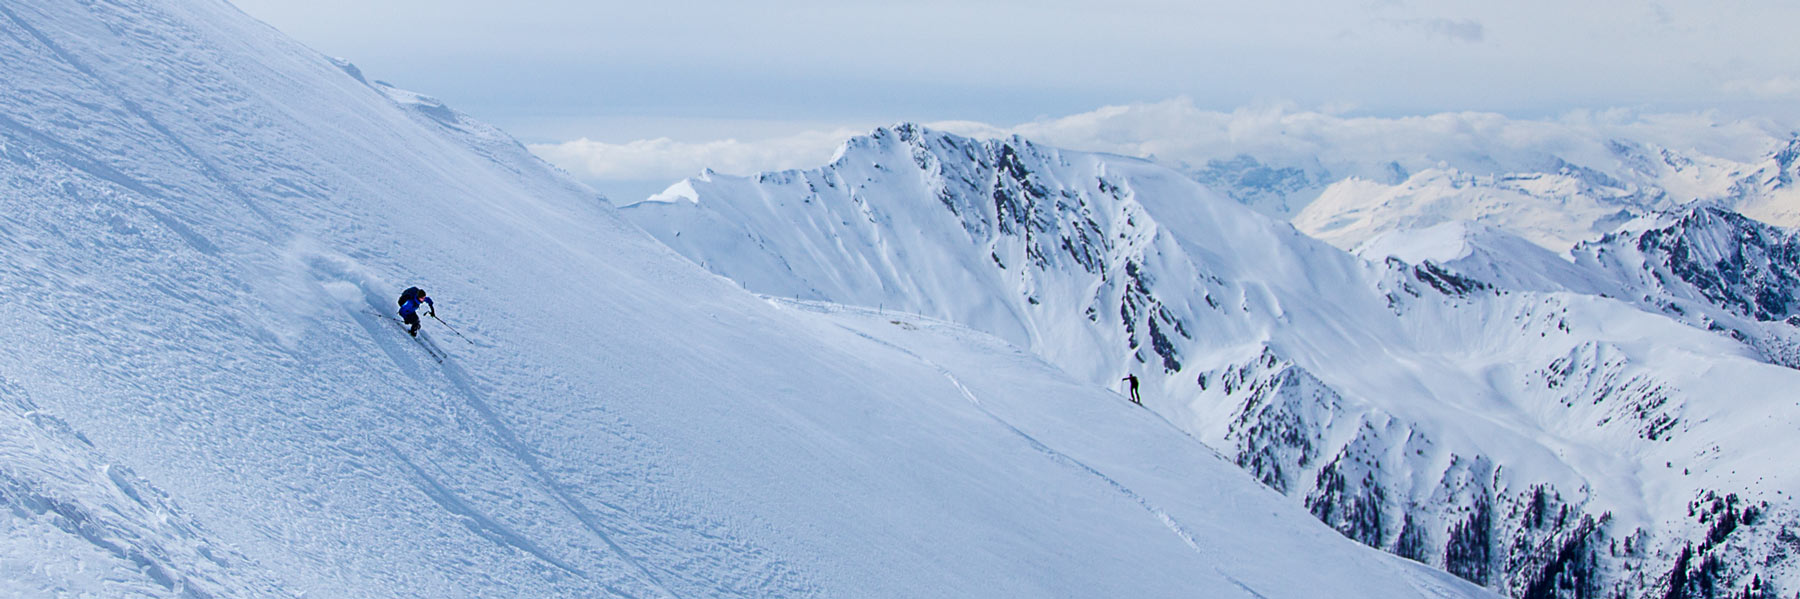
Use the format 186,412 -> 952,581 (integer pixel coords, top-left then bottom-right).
833,322 -> 1271,599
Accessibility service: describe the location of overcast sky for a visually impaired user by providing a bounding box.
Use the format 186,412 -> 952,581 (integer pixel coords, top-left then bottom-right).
233,0 -> 1800,200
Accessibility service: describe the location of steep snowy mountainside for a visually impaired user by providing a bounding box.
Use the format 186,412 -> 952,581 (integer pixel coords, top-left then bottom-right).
1571,207 -> 1800,367
627,124 -> 1800,598
0,1 -> 1495,597
1584,207 -> 1800,322
629,126 -> 1218,382
627,124 -> 1380,383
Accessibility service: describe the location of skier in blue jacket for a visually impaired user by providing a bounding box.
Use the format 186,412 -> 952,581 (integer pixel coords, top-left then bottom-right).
397,286 -> 435,337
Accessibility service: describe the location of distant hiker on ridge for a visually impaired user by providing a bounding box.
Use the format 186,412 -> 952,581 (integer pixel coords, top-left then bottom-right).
1122,374 -> 1141,405
397,286 -> 435,337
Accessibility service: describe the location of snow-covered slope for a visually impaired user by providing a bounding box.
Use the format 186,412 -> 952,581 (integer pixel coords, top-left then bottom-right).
0,1 -> 1498,597
0,375 -> 298,598
625,124 -> 1800,598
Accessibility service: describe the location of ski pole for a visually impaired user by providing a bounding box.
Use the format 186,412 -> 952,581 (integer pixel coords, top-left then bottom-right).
430,313 -> 474,344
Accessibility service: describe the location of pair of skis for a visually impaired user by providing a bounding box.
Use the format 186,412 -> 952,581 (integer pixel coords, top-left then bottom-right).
374,311 -> 449,363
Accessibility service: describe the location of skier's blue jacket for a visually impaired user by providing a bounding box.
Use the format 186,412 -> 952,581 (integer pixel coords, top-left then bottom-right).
399,296 -> 433,317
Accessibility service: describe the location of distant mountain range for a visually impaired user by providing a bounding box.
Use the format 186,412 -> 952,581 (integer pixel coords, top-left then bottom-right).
1177,128 -> 1800,252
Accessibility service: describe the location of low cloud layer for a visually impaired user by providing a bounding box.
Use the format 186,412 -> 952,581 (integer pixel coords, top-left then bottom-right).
948,99 -> 1790,171
530,128 -> 866,183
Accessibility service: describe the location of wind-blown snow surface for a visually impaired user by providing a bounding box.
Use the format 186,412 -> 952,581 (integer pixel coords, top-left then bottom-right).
0,1 -> 1498,597
624,125 -> 1800,598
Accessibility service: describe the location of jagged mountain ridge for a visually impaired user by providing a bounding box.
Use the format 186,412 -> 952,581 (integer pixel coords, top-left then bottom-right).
625,124 -> 1800,598
1360,207 -> 1800,368
1600,208 -> 1800,323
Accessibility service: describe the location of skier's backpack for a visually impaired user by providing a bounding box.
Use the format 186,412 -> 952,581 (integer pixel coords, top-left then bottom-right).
398,287 -> 424,307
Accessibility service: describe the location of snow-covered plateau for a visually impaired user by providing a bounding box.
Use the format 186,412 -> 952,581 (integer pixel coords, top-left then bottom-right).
625,124 -> 1800,599
0,1 -> 1504,598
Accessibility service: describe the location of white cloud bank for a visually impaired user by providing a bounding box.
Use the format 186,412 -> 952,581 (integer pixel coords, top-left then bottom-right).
936,99 -> 1790,171
531,127 -> 868,183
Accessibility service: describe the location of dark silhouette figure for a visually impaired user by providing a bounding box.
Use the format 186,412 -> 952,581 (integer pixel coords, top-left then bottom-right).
1122,374 -> 1141,405
397,286 -> 435,337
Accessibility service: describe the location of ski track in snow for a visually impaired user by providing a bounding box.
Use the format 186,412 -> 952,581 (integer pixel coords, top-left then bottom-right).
0,3 -> 283,234
824,314 -> 1272,599
381,441 -> 591,579
333,297 -> 684,599
295,230 -> 810,597
427,356 -> 684,599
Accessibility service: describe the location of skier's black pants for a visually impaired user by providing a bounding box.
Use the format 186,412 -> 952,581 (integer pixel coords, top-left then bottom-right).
401,311 -> 421,335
